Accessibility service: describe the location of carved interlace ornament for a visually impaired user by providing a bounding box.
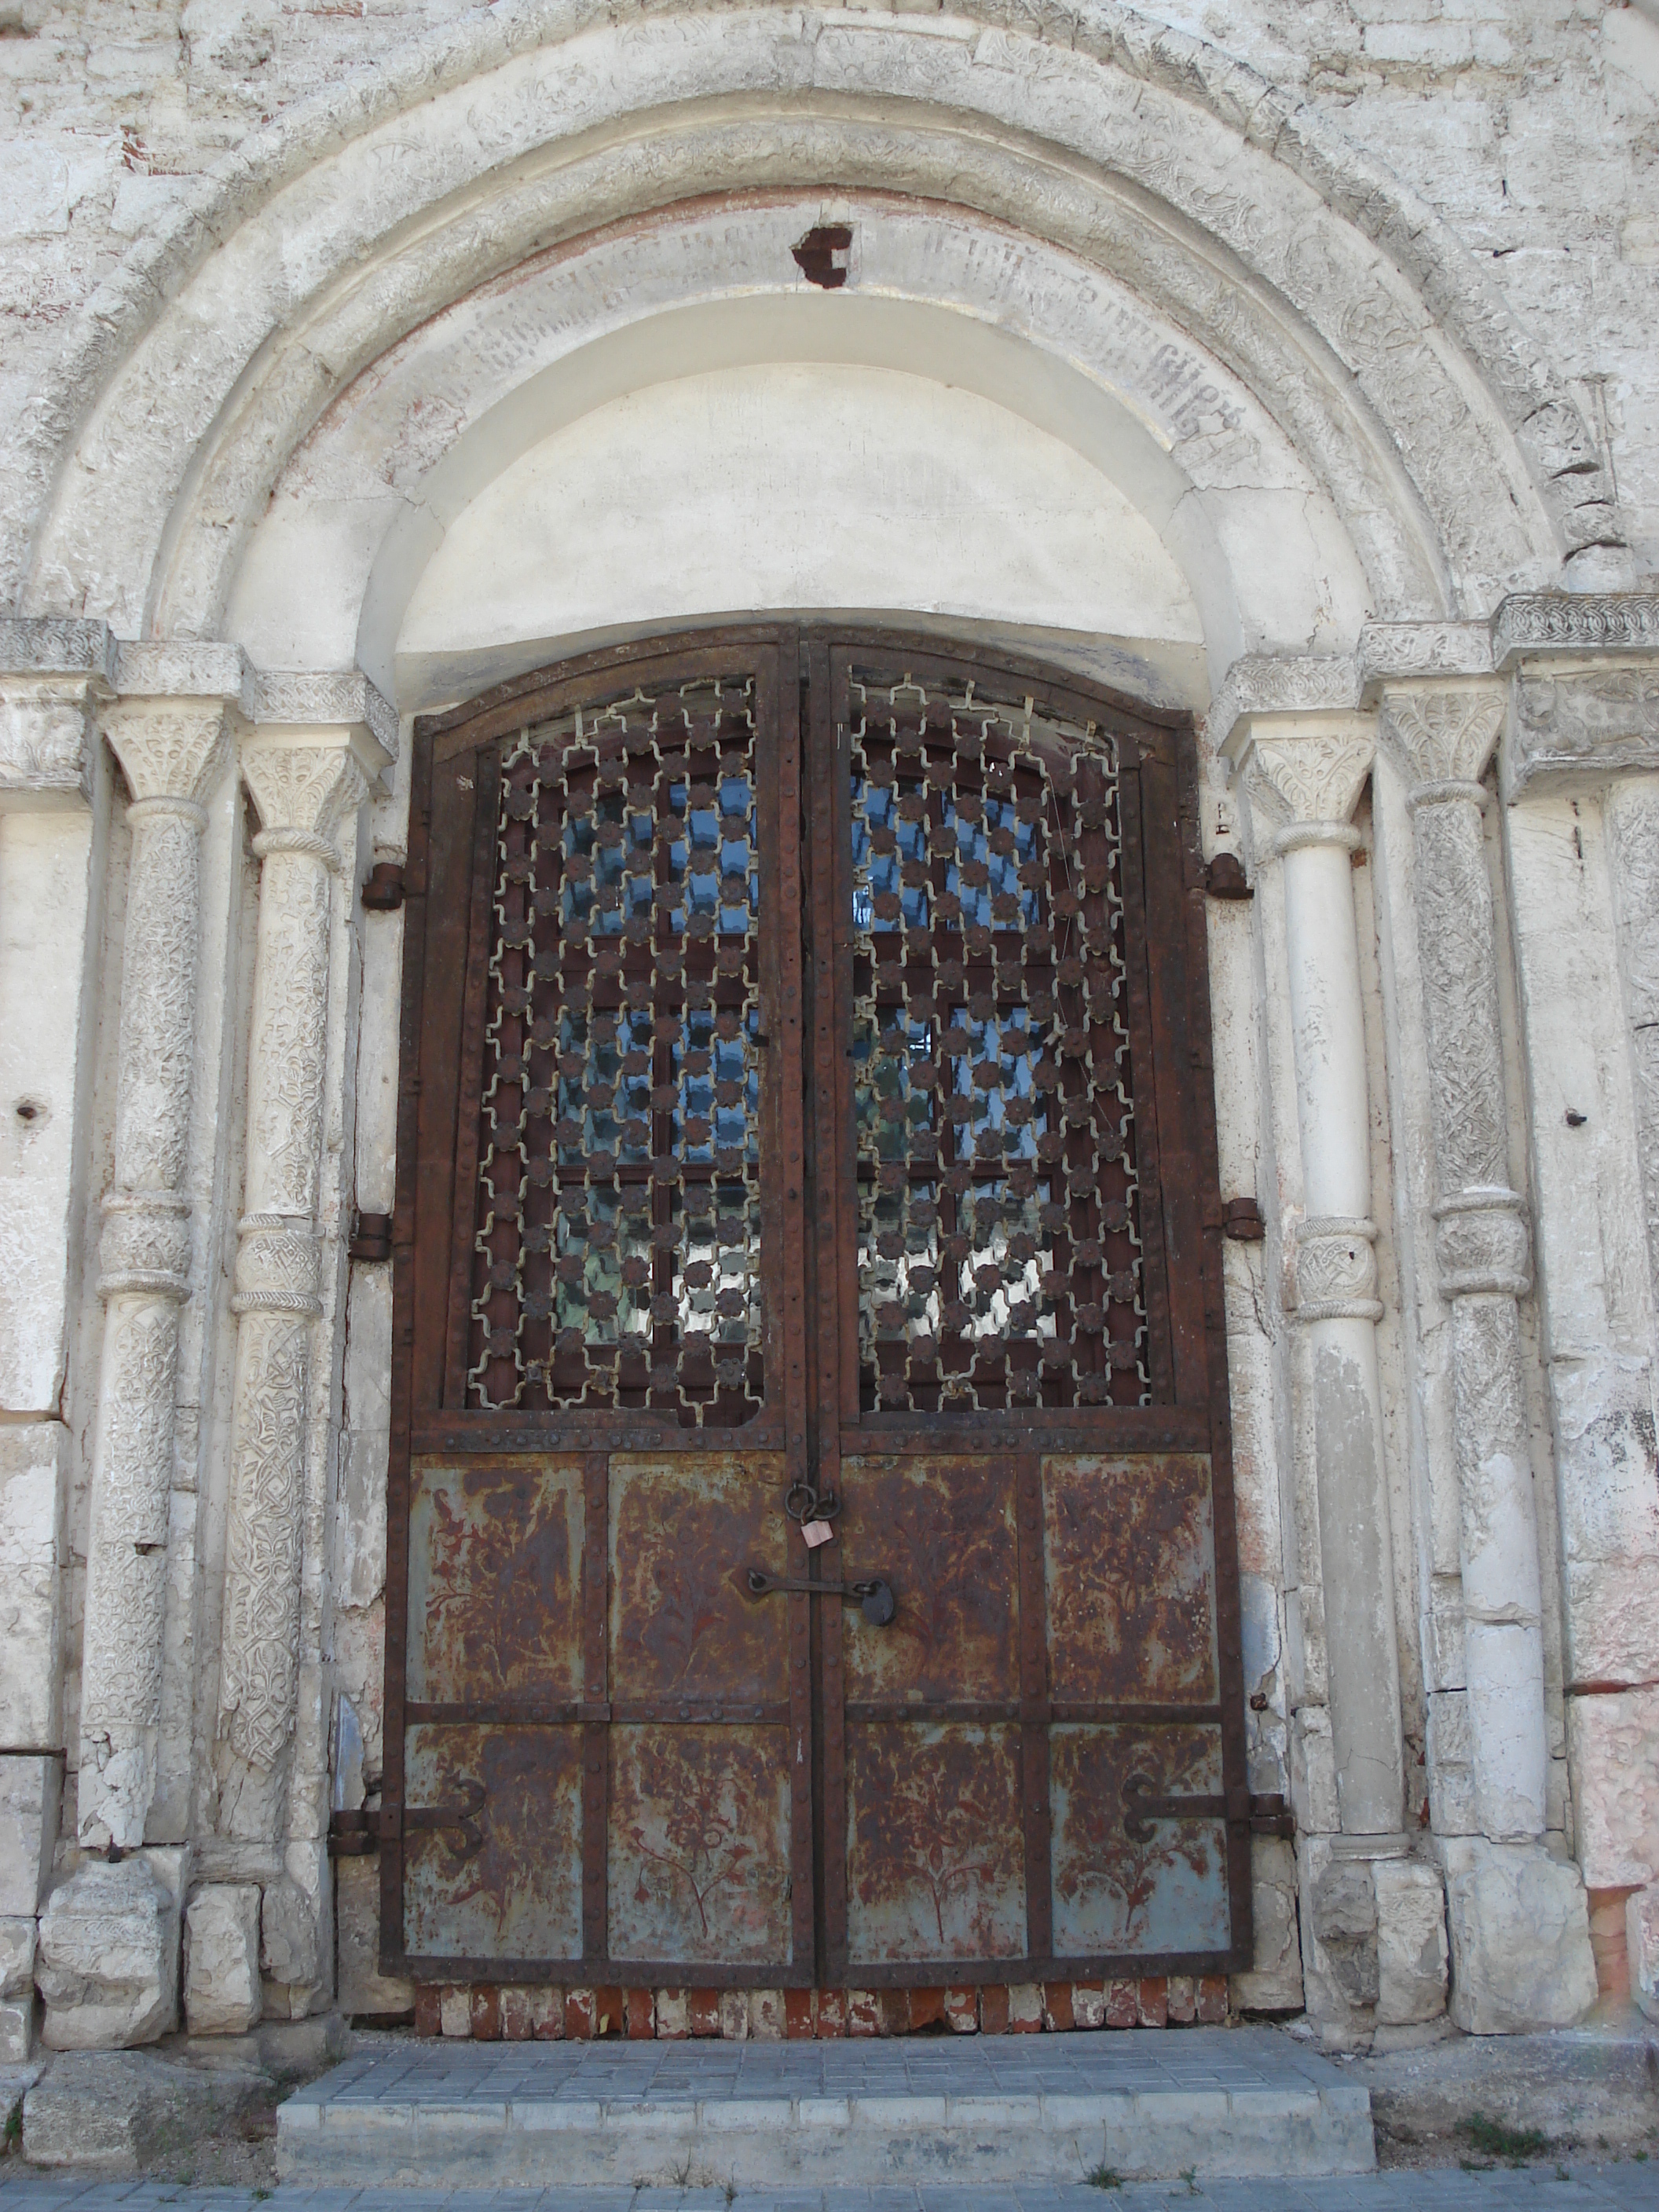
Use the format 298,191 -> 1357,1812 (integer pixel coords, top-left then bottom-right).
216,738 -> 364,1842
77,700 -> 231,1851
1289,1216 -> 1383,1324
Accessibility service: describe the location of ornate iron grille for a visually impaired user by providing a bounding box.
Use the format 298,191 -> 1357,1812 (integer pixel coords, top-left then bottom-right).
466,678 -> 765,1426
848,674 -> 1148,1412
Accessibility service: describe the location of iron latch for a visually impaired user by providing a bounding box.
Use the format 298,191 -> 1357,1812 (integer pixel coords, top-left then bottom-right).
738,1565 -> 896,1626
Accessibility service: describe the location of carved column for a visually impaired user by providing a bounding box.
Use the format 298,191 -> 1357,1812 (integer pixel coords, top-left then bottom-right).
1246,723 -> 1406,1844
76,700 -> 233,1850
1380,683 -> 1547,1843
214,737 -> 366,1843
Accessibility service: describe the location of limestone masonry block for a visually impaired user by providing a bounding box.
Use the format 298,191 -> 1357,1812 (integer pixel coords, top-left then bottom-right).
0,1752 -> 60,1916
335,1855 -> 415,2018
184,1883 -> 262,2036
1566,1687 -> 1659,1888
1438,1838 -> 1598,2033
0,1910 -> 37,2057
1628,1884 -> 1659,2025
262,1870 -> 322,1989
1231,1836 -> 1303,2012
37,1857 -> 180,2049
1373,1860 -> 1448,2026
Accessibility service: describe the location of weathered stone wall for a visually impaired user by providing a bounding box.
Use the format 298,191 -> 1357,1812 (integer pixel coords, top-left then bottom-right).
2,0 -> 1656,576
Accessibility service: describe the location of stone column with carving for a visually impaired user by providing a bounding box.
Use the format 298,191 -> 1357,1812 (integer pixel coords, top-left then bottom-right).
1380,684 -> 1547,1843
75,698 -> 233,1853
214,737 -> 366,1846
1246,723 -> 1406,1844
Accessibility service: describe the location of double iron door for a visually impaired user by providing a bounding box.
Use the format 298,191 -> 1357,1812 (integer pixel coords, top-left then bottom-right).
381,629 -> 1251,1989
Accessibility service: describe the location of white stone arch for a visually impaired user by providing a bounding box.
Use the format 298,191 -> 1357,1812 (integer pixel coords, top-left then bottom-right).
0,0 -> 1621,652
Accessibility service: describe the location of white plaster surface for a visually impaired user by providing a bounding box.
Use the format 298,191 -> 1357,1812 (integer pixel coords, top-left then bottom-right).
397,363 -> 1202,682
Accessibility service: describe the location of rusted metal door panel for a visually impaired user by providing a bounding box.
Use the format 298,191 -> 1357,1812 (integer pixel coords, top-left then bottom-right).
837,1456 -> 1018,1705
609,1723 -> 793,1964
608,1452 -> 789,1708
387,628 -> 1248,1985
1049,1723 -> 1229,1957
403,1723 -> 584,1961
1042,1452 -> 1218,1707
406,1456 -> 584,1705
845,1721 -> 1027,1964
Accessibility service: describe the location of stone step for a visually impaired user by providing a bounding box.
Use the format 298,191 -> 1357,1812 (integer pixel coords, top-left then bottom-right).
276,2027 -> 1375,2187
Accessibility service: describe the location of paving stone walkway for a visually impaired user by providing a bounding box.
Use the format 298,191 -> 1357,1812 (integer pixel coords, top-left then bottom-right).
4,2166 -> 1659,2208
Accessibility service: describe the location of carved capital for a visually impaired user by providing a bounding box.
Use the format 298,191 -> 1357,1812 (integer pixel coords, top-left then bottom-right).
104,699 -> 233,810
242,739 -> 368,866
1288,1216 -> 1383,1324
1248,727 -> 1375,851
1379,683 -> 1506,793
1432,1190 -> 1532,1299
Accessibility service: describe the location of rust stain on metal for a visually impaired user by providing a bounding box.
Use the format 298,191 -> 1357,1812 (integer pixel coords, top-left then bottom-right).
407,1457 -> 584,1702
845,1721 -> 1025,1963
1043,1454 -> 1218,1703
1049,1723 -> 1228,1957
839,1458 -> 1017,1703
610,1452 -> 788,1704
609,1723 -> 792,1964
403,1723 -> 582,1959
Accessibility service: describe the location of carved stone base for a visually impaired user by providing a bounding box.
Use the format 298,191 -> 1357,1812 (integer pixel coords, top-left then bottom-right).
36,1858 -> 182,2049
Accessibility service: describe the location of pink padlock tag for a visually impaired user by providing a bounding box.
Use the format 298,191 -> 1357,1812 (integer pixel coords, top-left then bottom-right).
801,1519 -> 835,1549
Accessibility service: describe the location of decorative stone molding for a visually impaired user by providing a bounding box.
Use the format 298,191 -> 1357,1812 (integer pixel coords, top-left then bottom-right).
1207,658 -> 1362,756
1251,734 -> 1373,856
1492,592 -> 1659,669
1290,1218 -> 1384,1325
1379,681 -> 1547,1844
215,730 -> 373,1842
1357,623 -> 1494,686
75,695 -> 234,1851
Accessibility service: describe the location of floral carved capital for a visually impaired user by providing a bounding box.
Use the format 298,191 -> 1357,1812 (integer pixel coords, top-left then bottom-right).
1249,730 -> 1375,834
104,701 -> 231,808
1379,683 -> 1505,790
242,738 -> 367,859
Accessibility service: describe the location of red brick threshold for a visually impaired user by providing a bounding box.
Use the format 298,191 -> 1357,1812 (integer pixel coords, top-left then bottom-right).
415,1976 -> 1229,2040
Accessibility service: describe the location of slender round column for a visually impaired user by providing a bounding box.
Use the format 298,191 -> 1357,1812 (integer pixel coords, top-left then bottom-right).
1252,732 -> 1405,1840
1382,684 -> 1547,1843
214,739 -> 364,1843
78,706 -> 229,1851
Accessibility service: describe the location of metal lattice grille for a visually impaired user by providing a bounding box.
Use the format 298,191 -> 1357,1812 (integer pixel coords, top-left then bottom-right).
467,679 -> 765,1425
848,674 -> 1148,1412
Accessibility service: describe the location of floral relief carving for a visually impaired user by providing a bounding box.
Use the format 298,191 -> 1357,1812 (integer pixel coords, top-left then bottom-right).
1380,685 -> 1505,788
1250,732 -> 1373,830
248,856 -> 333,1218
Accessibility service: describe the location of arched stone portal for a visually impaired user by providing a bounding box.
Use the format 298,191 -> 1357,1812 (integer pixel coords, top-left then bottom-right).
3,0 -> 1654,2061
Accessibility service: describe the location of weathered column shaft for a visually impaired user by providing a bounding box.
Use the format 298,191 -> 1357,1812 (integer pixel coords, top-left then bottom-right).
215,741 -> 364,1843
1251,730 -> 1404,1842
1383,684 -> 1547,1842
77,704 -> 230,1849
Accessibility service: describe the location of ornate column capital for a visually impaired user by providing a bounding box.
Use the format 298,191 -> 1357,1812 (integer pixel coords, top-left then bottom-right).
1378,681 -> 1507,806
104,698 -> 236,822
1245,723 -> 1375,856
241,738 -> 370,870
